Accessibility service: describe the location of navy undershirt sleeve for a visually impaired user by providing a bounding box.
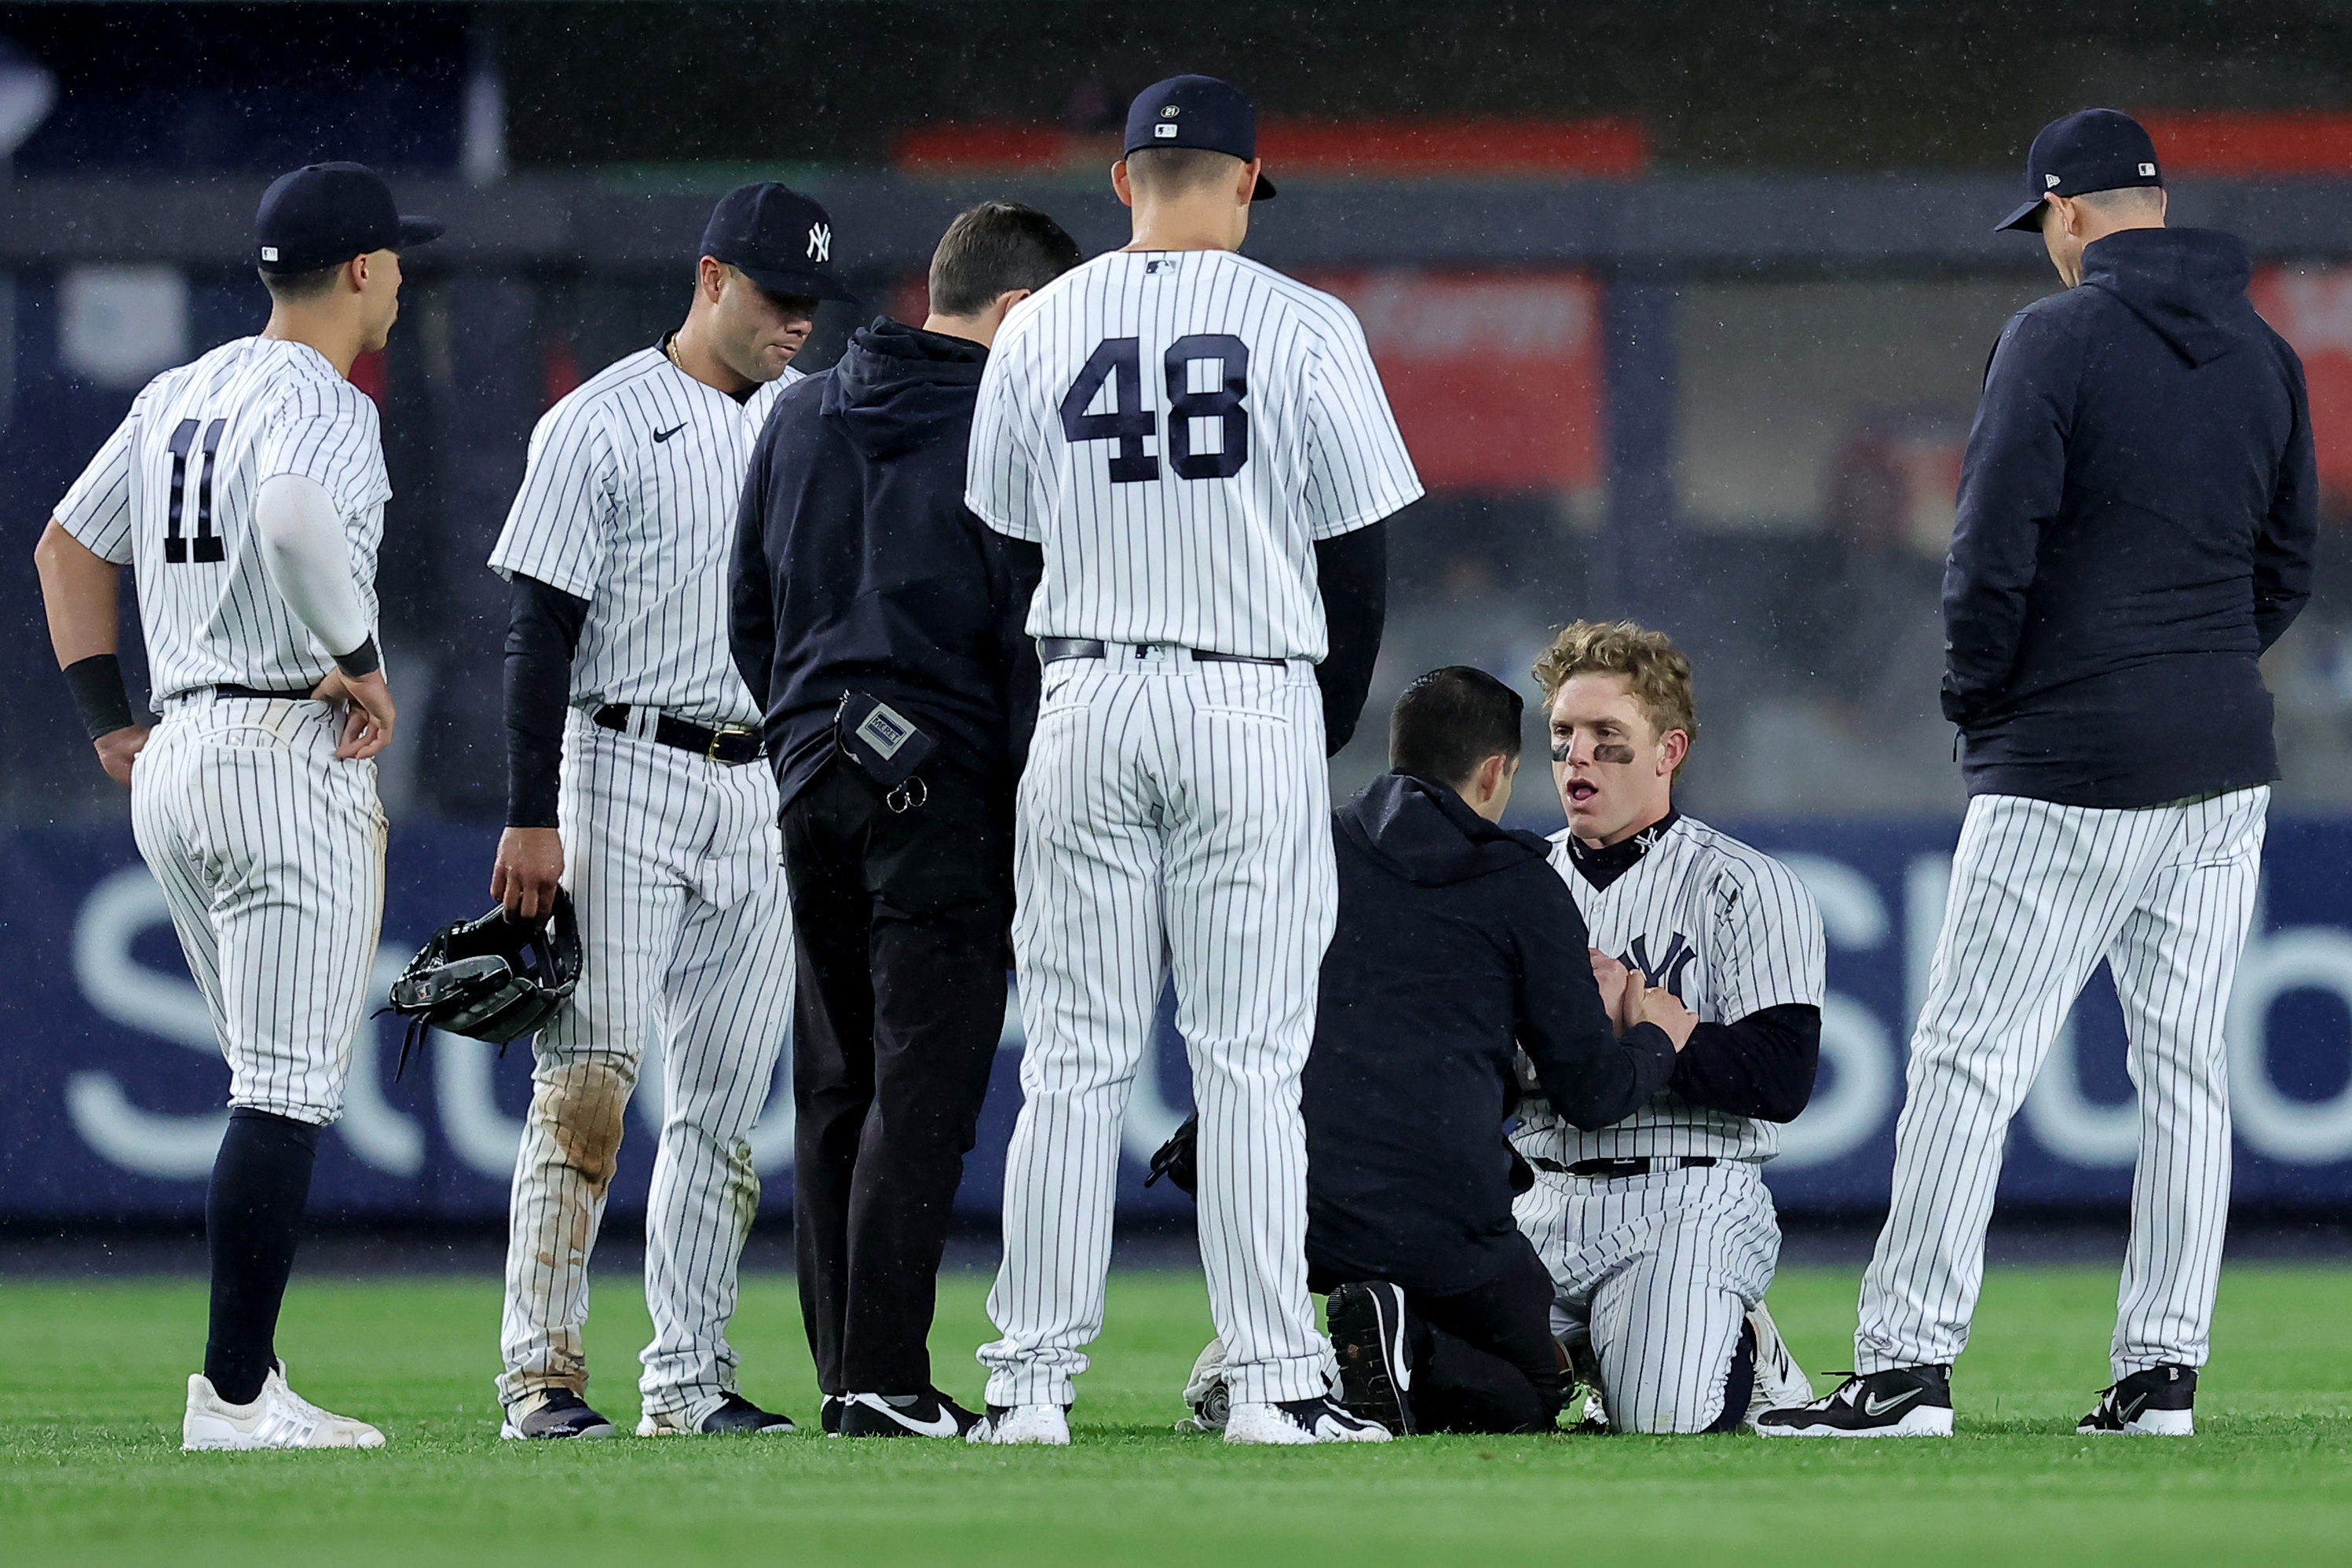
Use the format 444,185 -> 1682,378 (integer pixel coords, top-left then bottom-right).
503,573 -> 589,830
1312,519 -> 1388,756
1669,1002 -> 1821,1124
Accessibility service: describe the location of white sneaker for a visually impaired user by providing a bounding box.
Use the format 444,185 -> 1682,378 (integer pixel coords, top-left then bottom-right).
1743,1299 -> 1816,1430
1224,1396 -> 1391,1446
182,1362 -> 386,1451
965,1402 -> 1070,1446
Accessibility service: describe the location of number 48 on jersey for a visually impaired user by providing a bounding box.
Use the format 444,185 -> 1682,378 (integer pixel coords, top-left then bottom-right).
1057,334 -> 1249,484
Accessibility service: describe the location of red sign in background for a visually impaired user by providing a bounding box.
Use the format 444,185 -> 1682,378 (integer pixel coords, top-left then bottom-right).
895,267 -> 1605,495
2253,267 -> 2352,507
1301,269 -> 1605,494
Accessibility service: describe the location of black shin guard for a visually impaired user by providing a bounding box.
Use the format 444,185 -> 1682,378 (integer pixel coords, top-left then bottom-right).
203,1108 -> 323,1405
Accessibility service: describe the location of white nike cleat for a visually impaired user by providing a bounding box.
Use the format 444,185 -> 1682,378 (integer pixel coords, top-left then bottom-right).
1224,1396 -> 1391,1446
182,1362 -> 386,1451
966,1402 -> 1070,1446
1743,1299 -> 1816,1430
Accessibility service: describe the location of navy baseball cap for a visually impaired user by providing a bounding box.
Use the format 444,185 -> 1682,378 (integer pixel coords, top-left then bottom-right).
1123,75 -> 1276,201
1996,108 -> 2164,232
700,183 -> 859,304
255,162 -> 442,273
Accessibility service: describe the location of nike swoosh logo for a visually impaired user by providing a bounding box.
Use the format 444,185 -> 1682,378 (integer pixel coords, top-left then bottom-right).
2118,1392 -> 2150,1424
653,423 -> 689,443
851,1394 -> 958,1436
1863,1387 -> 1922,1418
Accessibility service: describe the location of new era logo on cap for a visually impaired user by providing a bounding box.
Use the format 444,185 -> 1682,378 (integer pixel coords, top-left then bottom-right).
1998,108 -> 2164,232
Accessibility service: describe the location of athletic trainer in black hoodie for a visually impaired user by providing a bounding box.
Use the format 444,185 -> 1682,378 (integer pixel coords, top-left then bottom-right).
728,202 -> 1078,1438
1308,667 -> 1685,1435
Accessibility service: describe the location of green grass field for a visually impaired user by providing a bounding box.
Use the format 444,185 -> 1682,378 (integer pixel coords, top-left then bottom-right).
5,1262 -> 2351,1567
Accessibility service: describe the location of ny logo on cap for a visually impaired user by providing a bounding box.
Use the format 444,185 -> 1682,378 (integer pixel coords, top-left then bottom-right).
807,221 -> 831,262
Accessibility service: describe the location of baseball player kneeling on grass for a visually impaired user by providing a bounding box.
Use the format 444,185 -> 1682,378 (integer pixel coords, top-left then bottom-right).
485,184 -> 853,1441
1170,667 -> 1684,1435
1509,622 -> 1825,1435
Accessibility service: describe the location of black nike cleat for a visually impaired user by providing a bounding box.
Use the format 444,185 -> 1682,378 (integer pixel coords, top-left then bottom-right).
839,1390 -> 984,1438
638,1392 -> 796,1436
2079,1365 -> 2196,1436
1754,1365 -> 1954,1438
1326,1281 -> 1417,1436
499,1387 -> 616,1440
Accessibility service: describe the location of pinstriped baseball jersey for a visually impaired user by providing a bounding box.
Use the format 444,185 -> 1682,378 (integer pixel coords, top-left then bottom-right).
56,337 -> 388,701
488,347 -> 799,727
966,249 -> 1421,660
1523,816 -> 1824,1162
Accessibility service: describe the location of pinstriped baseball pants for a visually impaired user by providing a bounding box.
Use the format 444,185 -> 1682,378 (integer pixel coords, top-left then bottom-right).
1516,1160 -> 1780,1433
982,648 -> 1338,1409
499,711 -> 794,1421
1857,788 -> 2267,1380
131,695 -> 386,1126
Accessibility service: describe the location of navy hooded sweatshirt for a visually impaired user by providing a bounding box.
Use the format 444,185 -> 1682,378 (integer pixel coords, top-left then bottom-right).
1944,226 -> 2317,807
730,318 -> 1042,810
1303,773 -> 1679,1294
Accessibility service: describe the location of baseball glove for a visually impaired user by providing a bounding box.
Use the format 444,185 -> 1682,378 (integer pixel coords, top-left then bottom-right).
382,890 -> 581,1077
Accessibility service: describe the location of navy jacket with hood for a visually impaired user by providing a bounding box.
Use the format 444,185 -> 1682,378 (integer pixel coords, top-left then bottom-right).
1303,773 -> 1678,1294
730,318 -> 1041,810
1944,226 -> 2317,807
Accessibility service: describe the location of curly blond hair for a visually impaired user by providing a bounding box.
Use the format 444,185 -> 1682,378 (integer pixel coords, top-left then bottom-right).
1531,620 -> 1698,748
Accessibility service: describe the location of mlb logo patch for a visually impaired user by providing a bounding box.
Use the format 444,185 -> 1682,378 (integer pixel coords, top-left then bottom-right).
1154,123 -> 1179,139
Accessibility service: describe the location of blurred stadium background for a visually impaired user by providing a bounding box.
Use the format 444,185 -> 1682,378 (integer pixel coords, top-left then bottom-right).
8,0 -> 2352,1241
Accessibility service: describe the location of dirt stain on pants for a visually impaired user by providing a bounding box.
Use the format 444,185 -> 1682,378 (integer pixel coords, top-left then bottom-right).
497,1055 -> 637,1405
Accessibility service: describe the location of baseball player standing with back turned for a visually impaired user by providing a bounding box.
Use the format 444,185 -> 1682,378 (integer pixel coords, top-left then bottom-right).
1759,109 -> 2317,1439
32,163 -> 438,1449
965,74 -> 1421,1448
485,184 -> 854,1441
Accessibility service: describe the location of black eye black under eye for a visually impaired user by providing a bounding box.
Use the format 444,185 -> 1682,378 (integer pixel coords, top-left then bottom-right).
1549,741 -> 1569,762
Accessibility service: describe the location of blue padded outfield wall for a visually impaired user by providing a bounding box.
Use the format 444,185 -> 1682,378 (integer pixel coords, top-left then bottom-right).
6,816 -> 2352,1222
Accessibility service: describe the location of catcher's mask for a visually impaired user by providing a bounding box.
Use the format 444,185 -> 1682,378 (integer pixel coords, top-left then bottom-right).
383,891 -> 581,1076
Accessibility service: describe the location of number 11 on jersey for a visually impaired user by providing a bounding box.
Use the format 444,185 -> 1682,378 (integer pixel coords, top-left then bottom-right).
1057,334 -> 1251,484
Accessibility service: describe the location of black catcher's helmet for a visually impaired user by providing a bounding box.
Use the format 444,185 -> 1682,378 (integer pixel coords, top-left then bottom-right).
384,891 -> 581,1076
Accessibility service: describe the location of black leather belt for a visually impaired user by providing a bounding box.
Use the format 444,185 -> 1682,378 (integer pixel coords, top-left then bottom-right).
1038,637 -> 1286,668
211,683 -> 319,700
1533,1156 -> 1719,1179
593,704 -> 766,765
